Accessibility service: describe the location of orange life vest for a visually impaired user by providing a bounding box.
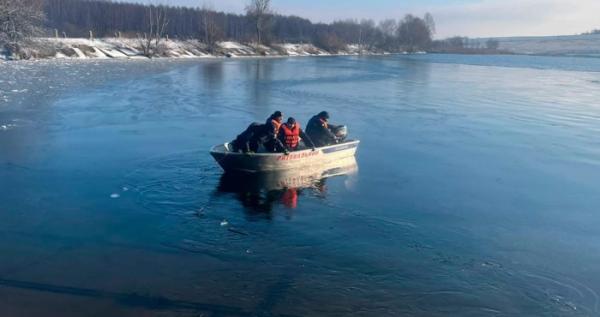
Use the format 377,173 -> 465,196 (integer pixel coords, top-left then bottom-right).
272,119 -> 282,136
280,123 -> 300,148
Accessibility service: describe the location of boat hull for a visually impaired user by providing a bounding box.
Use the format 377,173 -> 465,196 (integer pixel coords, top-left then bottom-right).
210,140 -> 360,173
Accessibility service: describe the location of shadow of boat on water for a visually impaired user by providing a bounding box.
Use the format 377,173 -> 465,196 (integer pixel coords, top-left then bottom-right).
215,157 -> 358,216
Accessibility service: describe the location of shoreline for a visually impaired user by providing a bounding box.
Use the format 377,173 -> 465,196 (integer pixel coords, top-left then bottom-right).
0,37 -> 391,62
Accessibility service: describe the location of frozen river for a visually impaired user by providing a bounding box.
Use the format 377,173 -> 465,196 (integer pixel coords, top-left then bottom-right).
1,55 -> 600,316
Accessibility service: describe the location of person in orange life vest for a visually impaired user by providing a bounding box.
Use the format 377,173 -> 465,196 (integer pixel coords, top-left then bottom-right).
265,111 -> 283,136
264,111 -> 286,152
278,117 -> 316,152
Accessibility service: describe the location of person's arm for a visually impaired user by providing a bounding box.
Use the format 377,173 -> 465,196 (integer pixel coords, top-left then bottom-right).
277,138 -> 289,153
327,123 -> 340,131
321,124 -> 337,141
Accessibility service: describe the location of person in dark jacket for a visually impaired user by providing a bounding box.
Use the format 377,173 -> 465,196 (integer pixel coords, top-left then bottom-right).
278,117 -> 315,152
231,122 -> 263,153
263,111 -> 285,152
306,111 -> 337,147
265,111 -> 284,135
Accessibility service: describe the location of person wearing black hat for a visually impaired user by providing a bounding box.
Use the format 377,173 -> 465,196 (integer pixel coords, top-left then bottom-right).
306,111 -> 338,147
263,111 -> 286,152
278,117 -> 315,152
265,111 -> 283,134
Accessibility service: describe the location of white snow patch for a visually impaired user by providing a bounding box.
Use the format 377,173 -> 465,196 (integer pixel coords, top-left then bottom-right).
219,41 -> 246,49
99,48 -> 127,58
89,47 -> 109,59
117,47 -> 139,56
55,52 -> 69,59
72,47 -> 87,58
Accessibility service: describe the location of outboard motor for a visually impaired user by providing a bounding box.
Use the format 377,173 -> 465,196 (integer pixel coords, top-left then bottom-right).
331,125 -> 348,142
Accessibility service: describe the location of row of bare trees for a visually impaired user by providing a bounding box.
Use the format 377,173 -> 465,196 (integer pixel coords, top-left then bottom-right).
430,36 -> 504,54
582,29 -> 600,35
3,0 -> 439,57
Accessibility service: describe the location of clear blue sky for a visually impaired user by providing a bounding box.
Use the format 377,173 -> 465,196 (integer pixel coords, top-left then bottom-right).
142,0 -> 600,38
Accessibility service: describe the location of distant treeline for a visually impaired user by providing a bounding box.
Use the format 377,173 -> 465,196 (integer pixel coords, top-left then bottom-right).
581,29 -> 600,35
42,0 -> 436,52
430,36 -> 511,54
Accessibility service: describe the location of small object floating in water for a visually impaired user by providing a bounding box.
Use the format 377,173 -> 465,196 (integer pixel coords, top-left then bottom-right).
220,220 -> 229,226
110,193 -> 120,199
210,140 -> 360,173
122,186 -> 129,192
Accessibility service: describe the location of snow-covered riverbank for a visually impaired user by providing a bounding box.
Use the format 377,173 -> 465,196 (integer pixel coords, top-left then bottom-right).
0,37 -> 386,61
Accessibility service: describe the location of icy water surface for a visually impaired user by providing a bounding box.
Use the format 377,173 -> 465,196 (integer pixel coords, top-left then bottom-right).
1,55 -> 600,316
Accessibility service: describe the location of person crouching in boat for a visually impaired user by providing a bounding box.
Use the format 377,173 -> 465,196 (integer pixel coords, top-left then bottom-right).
230,121 -> 285,154
231,122 -> 263,153
278,117 -> 316,152
306,111 -> 338,147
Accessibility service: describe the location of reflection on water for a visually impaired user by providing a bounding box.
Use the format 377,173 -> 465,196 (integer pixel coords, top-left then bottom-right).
216,157 -> 358,215
201,61 -> 224,91
247,59 -> 275,113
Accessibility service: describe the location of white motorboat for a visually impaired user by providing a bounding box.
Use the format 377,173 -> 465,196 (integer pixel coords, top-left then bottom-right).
210,140 -> 360,173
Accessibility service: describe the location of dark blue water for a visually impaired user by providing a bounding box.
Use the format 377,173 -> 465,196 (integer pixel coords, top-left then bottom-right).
1,54 -> 600,316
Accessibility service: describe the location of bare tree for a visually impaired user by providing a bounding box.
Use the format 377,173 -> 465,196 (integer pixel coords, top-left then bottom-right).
314,30 -> 346,53
378,19 -> 397,37
139,4 -> 169,57
447,36 -> 465,48
358,19 -> 379,52
486,38 -> 499,50
245,0 -> 272,45
397,14 -> 433,52
0,0 -> 44,55
424,12 -> 436,36
199,2 -> 221,49
377,19 -> 397,50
